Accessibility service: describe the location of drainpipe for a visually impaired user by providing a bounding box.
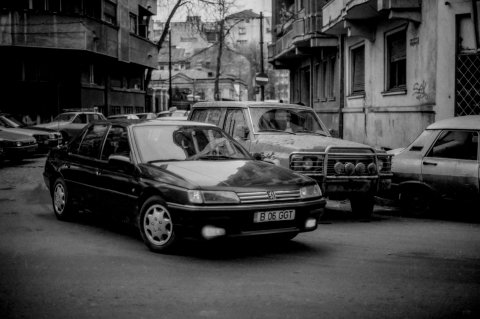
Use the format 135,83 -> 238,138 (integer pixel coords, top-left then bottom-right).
338,34 -> 345,139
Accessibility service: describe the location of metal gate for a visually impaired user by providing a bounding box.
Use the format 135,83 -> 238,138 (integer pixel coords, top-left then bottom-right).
456,53 -> 480,116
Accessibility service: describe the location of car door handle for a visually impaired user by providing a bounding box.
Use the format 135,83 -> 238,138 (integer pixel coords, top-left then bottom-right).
423,161 -> 438,166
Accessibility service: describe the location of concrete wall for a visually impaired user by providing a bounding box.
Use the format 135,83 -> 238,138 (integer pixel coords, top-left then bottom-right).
342,0 -> 439,149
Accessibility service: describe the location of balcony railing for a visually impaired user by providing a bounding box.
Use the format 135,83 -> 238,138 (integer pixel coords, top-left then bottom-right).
0,10 -> 157,68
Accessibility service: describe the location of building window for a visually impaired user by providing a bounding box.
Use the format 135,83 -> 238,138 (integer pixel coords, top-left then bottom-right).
84,0 -> 101,19
130,13 -> 138,34
48,0 -> 60,12
138,6 -> 152,38
103,0 -> 116,25
350,44 -> 365,95
238,27 -> 246,35
317,55 -> 336,100
386,27 -> 407,91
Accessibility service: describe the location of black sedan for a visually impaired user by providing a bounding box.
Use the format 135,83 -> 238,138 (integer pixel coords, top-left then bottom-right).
43,120 -> 326,253
0,129 -> 37,161
0,113 -> 62,152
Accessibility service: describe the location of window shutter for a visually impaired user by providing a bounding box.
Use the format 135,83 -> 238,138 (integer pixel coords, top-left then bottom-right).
352,46 -> 365,93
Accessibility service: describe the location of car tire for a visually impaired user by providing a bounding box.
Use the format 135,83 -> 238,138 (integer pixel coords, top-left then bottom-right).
139,196 -> 177,253
398,188 -> 434,217
52,177 -> 76,221
349,194 -> 375,218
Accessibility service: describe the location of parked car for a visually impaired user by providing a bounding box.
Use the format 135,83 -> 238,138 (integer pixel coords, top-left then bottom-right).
107,114 -> 140,120
134,113 -> 157,120
43,119 -> 325,253
0,113 -> 62,152
34,111 -> 106,141
0,128 -> 37,161
189,102 -> 393,217
389,115 -> 479,215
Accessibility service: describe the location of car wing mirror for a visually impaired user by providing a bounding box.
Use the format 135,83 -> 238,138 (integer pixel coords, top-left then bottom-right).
252,152 -> 263,161
108,154 -> 134,173
238,126 -> 250,140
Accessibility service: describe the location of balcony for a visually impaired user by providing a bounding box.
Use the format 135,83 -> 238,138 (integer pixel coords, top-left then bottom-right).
0,10 -> 158,68
0,12 -> 119,56
322,0 -> 421,35
129,34 -> 157,68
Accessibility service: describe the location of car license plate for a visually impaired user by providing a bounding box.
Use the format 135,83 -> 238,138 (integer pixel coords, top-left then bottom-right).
253,210 -> 295,223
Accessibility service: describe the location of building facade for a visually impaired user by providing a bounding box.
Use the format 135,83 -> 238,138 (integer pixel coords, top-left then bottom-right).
150,67 -> 248,111
0,0 -> 157,122
269,0 -> 480,149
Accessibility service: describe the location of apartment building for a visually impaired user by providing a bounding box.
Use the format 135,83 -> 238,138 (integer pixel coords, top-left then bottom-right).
0,0 -> 157,121
269,0 -> 480,149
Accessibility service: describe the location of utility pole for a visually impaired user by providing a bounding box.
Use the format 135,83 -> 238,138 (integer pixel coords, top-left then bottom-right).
259,11 -> 265,101
168,29 -> 173,110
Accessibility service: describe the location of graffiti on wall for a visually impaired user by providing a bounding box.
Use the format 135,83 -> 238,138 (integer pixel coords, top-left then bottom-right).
412,80 -> 431,101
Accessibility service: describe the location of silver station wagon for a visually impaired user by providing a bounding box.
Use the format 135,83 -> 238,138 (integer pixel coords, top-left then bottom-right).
390,115 -> 480,215
189,102 -> 393,218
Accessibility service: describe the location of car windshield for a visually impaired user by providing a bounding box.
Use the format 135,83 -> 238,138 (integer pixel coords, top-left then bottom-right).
0,115 -> 24,128
134,125 -> 251,163
250,107 -> 327,135
53,113 -> 76,122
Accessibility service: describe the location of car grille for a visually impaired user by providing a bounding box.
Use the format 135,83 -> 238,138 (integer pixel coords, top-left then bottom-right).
237,190 -> 301,203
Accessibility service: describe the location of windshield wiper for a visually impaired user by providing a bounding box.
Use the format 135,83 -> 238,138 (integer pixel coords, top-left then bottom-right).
295,129 -> 328,136
258,129 -> 296,135
194,155 -> 238,160
148,159 -> 182,164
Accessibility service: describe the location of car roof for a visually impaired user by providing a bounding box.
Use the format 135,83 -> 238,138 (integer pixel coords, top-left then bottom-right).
93,119 -> 215,127
192,101 -> 313,111
427,115 -> 480,130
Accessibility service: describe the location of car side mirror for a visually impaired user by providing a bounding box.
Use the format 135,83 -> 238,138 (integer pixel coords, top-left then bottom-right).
108,154 -> 134,173
329,129 -> 338,138
252,152 -> 263,161
237,126 -> 250,140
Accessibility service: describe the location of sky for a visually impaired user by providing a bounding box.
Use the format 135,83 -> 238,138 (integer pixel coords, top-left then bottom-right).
237,0 -> 271,15
155,0 -> 272,21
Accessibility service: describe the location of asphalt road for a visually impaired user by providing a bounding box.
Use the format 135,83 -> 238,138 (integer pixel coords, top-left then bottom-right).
1,156 -> 479,319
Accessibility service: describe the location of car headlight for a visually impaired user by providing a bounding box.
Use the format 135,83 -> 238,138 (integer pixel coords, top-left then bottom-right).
290,155 -> 321,172
188,190 -> 240,204
300,184 -> 322,198
48,133 -> 56,139
333,161 -> 345,175
33,134 -> 47,141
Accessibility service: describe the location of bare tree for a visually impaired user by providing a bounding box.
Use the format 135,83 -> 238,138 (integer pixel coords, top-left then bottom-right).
145,0 -> 215,90
203,0 -> 238,101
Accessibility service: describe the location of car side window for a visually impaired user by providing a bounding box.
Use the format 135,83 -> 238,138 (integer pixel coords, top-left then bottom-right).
190,108 -> 222,126
224,109 -> 248,140
73,114 -> 87,124
427,130 -> 478,161
101,126 -> 130,161
77,124 -> 109,158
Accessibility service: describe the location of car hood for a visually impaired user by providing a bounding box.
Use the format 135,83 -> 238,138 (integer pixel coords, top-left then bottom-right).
0,130 -> 36,142
254,133 -> 372,152
34,121 -> 69,129
147,160 -> 311,189
0,127 -> 57,137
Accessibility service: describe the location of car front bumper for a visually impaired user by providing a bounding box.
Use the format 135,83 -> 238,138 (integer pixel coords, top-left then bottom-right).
166,198 -> 326,239
3,144 -> 38,158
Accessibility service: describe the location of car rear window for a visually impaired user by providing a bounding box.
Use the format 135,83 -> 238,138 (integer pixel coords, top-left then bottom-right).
190,108 -> 222,126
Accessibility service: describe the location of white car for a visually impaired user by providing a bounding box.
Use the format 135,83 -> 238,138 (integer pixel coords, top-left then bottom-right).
390,115 -> 479,215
